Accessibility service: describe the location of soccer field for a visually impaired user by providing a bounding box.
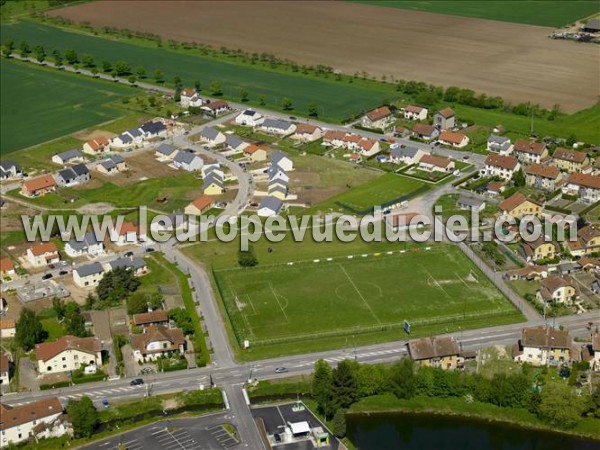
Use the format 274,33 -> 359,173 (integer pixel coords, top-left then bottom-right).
214,245 -> 521,350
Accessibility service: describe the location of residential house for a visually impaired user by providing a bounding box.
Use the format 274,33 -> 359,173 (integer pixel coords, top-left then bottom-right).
225,135 -> 249,153
201,164 -> 223,180
590,332 -> 600,371
180,89 -> 204,108
389,146 -> 427,165
0,161 -> 22,180
21,175 -> 57,198
552,148 -> 588,173
487,136 -> 513,155
536,276 -> 577,305
0,258 -> 15,276
184,195 -> 214,215
348,153 -> 362,164
456,196 -> 486,212
562,173 -> 600,203
433,108 -> 455,130
513,326 -> 572,366
155,143 -> 179,160
268,166 -> 290,185
73,262 -> 104,288
524,164 -> 562,191
412,123 -> 439,141
438,131 -> 469,148
111,128 -> 144,149
131,325 -> 186,361
36,335 -> 102,374
512,140 -> 548,165
480,154 -> 520,181
407,336 -> 461,370
235,109 -> 264,126
198,127 -> 226,146
592,156 -> 600,176
0,397 -> 65,446
133,310 -> 169,328
112,221 -> 146,246
498,192 -> 542,219
173,151 -> 204,172
322,130 -> 348,148
201,100 -> 230,116
271,152 -> 294,172
259,119 -> 296,136
243,144 -> 267,162
106,257 -> 148,276
357,138 -> 380,156
140,121 -> 167,139
394,126 -> 410,138
52,149 -> 84,165
0,354 -> 10,385
566,224 -> 600,257
82,136 -> 110,155
96,154 -> 128,175
0,319 -> 16,338
504,265 -> 548,281
418,154 -> 455,173
403,105 -> 428,121
576,257 -> 600,272
64,232 -> 103,257
362,106 -> 394,130
203,174 -> 224,195
291,123 -> 323,142
485,181 -> 506,197
520,237 -> 559,262
55,164 -> 90,187
268,182 -> 288,200
26,243 -> 60,267
257,196 -> 283,217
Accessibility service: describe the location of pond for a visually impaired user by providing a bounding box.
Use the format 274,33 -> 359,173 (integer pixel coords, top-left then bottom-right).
347,413 -> 600,450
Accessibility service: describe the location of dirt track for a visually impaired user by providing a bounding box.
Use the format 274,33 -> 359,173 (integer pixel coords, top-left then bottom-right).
50,1 -> 599,112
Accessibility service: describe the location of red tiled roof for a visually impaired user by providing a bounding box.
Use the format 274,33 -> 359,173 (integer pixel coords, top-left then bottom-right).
22,175 -> 56,193
499,192 -> 542,212
0,258 -> 14,272
408,336 -> 460,360
29,242 -> 58,256
131,325 -> 185,354
294,123 -> 320,135
514,140 -> 546,155
133,310 -> 169,326
524,163 -> 560,179
366,106 -> 392,122
0,354 -> 9,373
323,130 -> 347,142
436,107 -> 455,118
521,326 -> 571,349
566,173 -> 600,190
0,319 -> 15,330
35,335 -> 101,362
405,105 -> 425,114
420,154 -> 452,168
86,136 -> 110,151
244,144 -> 263,155
485,154 -> 519,170
413,123 -> 436,136
439,131 -> 467,145
118,222 -> 139,236
205,100 -> 228,110
189,195 -> 214,212
0,397 -> 63,431
553,147 -> 587,164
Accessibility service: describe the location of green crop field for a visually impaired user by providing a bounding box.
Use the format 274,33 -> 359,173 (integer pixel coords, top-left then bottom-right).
349,1 -> 600,27
213,245 -> 522,357
0,59 -> 131,153
1,20 -> 398,123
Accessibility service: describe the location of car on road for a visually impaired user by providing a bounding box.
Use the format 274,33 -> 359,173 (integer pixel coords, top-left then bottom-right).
101,398 -> 109,409
42,273 -> 53,280
130,378 -> 144,386
48,264 -> 56,269
289,116 -> 297,121
462,155 -> 470,160
275,367 -> 288,374
124,251 -> 134,258
58,270 -> 68,276
145,248 -> 155,253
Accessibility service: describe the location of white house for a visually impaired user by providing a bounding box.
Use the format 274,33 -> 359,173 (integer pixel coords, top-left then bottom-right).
73,262 -> 104,288
259,119 -> 296,136
512,140 -> 548,165
225,135 -> 249,152
0,354 -> 10,385
271,151 -> 294,172
201,100 -> 230,116
131,325 -> 186,361
35,335 -> 102,374
291,123 -> 322,142
26,243 -> 60,267
403,105 -> 428,121
55,164 -> 90,187
111,222 -> 146,246
0,161 -> 22,180
591,332 -> 600,371
65,232 -> 103,257
487,135 -> 513,154
201,163 -> 223,179
513,326 -> 572,366
257,196 -> 283,217
480,154 -> 520,181
389,146 -> 427,165
235,109 -> 264,126
51,149 -> 84,165
198,127 -> 226,146
268,166 -> 290,184
0,319 -> 15,338
83,136 -> 110,155
111,128 -> 144,149
438,131 -> 469,149
140,121 -> 167,139
361,106 -> 394,130
173,151 -> 204,172
96,154 -> 128,175
562,173 -> 600,203
0,398 -> 66,446
180,89 -> 204,108
357,138 -> 381,156
418,154 -> 455,173
155,143 -> 179,160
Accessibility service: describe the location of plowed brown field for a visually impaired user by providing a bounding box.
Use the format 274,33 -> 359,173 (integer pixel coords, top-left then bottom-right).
50,1 -> 599,112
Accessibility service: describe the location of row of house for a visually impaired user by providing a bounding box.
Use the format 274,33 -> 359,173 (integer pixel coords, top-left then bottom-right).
155,144 -> 204,172
0,161 -> 23,181
73,257 -> 148,289
322,130 -> 381,156
20,163 -> 91,198
111,120 -> 168,151
257,151 -> 294,217
362,105 -> 456,132
202,163 -> 225,195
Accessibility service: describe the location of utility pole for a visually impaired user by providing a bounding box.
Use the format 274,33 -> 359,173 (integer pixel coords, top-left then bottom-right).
530,109 -> 534,135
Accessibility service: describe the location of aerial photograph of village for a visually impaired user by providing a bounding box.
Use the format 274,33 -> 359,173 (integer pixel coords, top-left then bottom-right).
0,1 -> 599,449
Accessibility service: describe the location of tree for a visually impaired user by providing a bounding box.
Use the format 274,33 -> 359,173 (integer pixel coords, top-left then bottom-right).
65,303 -> 88,338
2,38 -> 14,57
331,408 -> 347,438
153,69 -> 164,83
308,102 -> 319,117
238,247 -> 258,267
259,95 -> 266,106
19,40 -> 30,57
126,291 -> 161,315
566,133 -> 577,147
53,297 -> 66,320
415,90 -> 440,106
15,308 -> 46,351
114,60 -> 131,76
64,48 -> 78,65
538,381 -> 585,428
331,359 -> 357,411
513,168 -> 525,187
194,79 -> 201,91
239,89 -> 249,102
169,307 -> 195,336
67,396 -> 98,438
356,363 -> 387,398
81,53 -> 95,68
96,267 -> 141,307
135,66 -> 146,79
51,48 -> 63,66
91,67 -> 99,77
173,75 -> 182,86
128,74 -> 137,85
389,358 -> 415,399
210,80 -> 222,96
34,45 -> 46,63
312,359 -> 333,416
281,97 -> 293,111
101,60 -> 112,73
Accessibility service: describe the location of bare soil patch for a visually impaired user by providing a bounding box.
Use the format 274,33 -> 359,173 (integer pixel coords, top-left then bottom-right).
50,1 -> 599,112
104,152 -> 179,186
73,129 -> 116,141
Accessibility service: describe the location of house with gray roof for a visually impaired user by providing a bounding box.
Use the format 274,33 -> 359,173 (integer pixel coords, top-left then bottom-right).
0,161 -> 22,180
173,150 -> 203,172
65,232 -> 103,257
235,109 -> 264,126
225,135 -> 248,152
203,173 -> 224,194
259,119 -> 296,136
111,128 -> 144,149
487,135 -> 513,155
271,151 -> 293,171
257,196 -> 283,217
140,121 -> 167,138
198,127 -> 226,146
268,165 -> 290,184
457,195 -> 486,212
52,149 -> 84,165
73,262 -> 104,288
105,257 -> 148,276
155,143 -> 179,160
389,146 -> 427,165
97,155 -> 127,175
56,163 -> 90,187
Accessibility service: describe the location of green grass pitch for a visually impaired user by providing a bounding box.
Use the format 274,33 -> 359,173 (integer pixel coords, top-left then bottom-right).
214,245 -> 521,348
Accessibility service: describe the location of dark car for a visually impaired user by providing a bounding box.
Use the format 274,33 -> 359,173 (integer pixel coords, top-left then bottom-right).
275,367 -> 288,374
101,398 -> 109,409
130,378 -> 144,386
42,273 -> 53,280
289,116 -> 297,121
48,264 -> 56,269
462,155 -> 470,160
145,248 -> 155,253
58,270 -> 68,276
124,251 -> 134,258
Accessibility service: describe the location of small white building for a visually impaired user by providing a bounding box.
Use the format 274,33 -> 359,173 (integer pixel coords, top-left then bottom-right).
271,151 -> 294,172
131,325 -> 186,361
65,232 -> 104,257
26,243 -> 60,267
0,397 -> 66,446
198,127 -> 226,146
0,161 -> 23,180
173,151 -> 204,172
235,109 -> 264,126
291,123 -> 323,142
83,137 -> 110,155
259,119 -> 296,136
257,196 -> 283,217
52,149 -> 84,165
487,135 -> 513,154
36,335 -> 102,374
480,154 -> 520,181
403,105 -> 428,121
73,262 -> 105,288
180,89 -> 204,108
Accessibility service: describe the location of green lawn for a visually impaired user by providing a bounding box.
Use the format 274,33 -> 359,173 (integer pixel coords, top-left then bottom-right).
348,1 -> 600,27
212,244 -> 522,358
312,173 -> 428,214
0,58 -> 132,153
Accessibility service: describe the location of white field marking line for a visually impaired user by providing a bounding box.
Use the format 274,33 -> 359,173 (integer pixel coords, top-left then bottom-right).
455,271 -> 470,289
420,264 -> 452,301
269,282 -> 290,323
337,263 -> 381,324
227,279 -> 256,339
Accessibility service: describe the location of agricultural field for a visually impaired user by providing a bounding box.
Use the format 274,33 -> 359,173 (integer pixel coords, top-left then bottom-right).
0,59 -> 132,153
46,1 -> 600,112
349,1 -> 600,27
212,245 -> 522,358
